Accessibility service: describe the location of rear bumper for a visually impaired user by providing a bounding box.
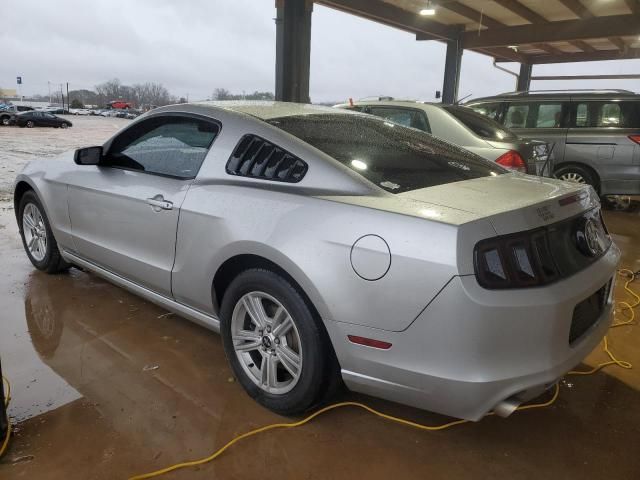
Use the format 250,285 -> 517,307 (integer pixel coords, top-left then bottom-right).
329,243 -> 620,421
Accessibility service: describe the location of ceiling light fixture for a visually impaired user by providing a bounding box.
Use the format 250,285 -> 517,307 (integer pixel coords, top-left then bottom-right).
420,1 -> 436,16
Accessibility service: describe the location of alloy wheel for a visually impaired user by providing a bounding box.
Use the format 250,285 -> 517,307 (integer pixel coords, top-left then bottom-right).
231,291 -> 303,395
22,203 -> 48,261
559,171 -> 586,184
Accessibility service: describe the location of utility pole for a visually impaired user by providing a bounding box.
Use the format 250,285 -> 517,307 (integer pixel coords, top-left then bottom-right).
60,84 -> 64,112
48,81 -> 52,104
66,82 -> 69,110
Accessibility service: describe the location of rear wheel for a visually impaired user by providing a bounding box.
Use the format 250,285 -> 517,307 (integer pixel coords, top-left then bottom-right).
18,191 -> 70,274
220,269 -> 337,415
555,164 -> 599,192
1,117 -> 10,126
26,120 -> 35,128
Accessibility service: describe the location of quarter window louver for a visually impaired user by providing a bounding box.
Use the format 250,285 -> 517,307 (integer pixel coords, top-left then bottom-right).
226,134 -> 308,183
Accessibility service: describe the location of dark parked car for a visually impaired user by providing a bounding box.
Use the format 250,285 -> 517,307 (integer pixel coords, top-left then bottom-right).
1,105 -> 34,126
15,111 -> 73,129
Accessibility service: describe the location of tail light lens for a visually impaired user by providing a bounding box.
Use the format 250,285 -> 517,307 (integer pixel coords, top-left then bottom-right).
629,135 -> 640,145
495,150 -> 526,173
474,210 -> 610,289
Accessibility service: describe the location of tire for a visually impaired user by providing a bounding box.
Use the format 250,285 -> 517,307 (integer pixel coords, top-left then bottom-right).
555,164 -> 599,192
1,117 -> 10,126
18,191 -> 71,274
26,120 -> 35,128
60,123 -> 68,129
220,268 -> 338,415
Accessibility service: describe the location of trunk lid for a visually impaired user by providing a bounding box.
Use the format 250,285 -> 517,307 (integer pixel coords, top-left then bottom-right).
399,173 -> 598,234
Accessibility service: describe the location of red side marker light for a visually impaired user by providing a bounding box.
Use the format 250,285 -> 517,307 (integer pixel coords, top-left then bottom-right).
348,335 -> 392,350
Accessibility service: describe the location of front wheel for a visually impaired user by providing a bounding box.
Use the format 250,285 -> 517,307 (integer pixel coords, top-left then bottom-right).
60,123 -> 68,129
18,191 -> 70,273
220,269 -> 338,415
1,117 -> 10,126
26,120 -> 35,128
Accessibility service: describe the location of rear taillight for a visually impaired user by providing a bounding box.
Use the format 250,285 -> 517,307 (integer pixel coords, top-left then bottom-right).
474,209 -> 610,289
474,229 -> 557,289
495,150 -> 527,173
629,135 -> 640,145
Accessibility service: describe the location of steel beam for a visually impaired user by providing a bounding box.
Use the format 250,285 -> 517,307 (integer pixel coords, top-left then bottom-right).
462,14 -> 640,49
517,64 -> 532,91
318,0 -> 456,40
525,48 -> 640,64
275,0 -> 313,103
442,37 -> 463,104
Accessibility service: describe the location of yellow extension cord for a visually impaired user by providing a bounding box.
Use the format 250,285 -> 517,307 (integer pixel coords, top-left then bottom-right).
128,268 -> 639,480
0,375 -> 11,459
0,270 -> 636,475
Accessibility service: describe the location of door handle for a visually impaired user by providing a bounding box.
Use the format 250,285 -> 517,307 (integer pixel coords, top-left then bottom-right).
146,196 -> 173,211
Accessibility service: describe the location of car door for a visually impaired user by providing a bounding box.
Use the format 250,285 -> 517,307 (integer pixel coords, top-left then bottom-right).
66,113 -> 220,296
43,113 -> 58,127
565,100 -> 640,194
502,100 -> 569,166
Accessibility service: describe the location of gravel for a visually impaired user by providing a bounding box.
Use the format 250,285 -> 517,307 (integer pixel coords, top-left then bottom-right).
0,115 -> 130,199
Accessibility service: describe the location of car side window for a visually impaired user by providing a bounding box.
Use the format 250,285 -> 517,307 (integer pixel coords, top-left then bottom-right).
535,104 -> 563,128
505,102 -> 565,128
367,107 -> 431,133
104,115 -> 220,179
571,102 -> 639,128
504,104 -> 529,128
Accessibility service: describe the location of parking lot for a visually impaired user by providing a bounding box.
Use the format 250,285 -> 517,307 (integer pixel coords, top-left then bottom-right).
0,116 -> 129,199
1,120 -> 640,479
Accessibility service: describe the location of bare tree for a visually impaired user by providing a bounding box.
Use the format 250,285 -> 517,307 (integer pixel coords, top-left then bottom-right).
95,78 -> 122,103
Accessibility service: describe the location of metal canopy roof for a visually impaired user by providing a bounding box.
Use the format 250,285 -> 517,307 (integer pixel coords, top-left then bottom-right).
317,0 -> 640,64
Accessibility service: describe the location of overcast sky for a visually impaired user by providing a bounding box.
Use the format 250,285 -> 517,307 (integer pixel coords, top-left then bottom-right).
1,0 -> 639,103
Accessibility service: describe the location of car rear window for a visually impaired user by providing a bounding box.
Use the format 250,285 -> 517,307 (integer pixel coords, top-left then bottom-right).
442,106 -> 517,141
267,114 -> 505,194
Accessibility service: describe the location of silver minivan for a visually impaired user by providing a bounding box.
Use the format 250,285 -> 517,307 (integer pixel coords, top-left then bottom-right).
466,90 -> 640,197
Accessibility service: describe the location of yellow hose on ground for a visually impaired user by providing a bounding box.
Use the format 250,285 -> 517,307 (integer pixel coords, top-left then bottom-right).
128,269 -> 638,480
0,376 -> 11,458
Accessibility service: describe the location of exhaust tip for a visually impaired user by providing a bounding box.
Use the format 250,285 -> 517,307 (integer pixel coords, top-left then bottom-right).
493,397 -> 522,418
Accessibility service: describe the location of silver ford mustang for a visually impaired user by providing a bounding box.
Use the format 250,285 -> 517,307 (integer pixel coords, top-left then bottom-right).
14,101 -> 619,420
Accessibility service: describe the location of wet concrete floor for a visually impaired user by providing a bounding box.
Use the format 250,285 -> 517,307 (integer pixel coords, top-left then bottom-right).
0,202 -> 639,479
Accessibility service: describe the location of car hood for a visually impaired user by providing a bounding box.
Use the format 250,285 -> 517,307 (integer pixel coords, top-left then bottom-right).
399,173 -> 598,234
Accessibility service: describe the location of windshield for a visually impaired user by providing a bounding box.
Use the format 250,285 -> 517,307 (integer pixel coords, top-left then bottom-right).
268,113 -> 505,194
443,105 -> 517,141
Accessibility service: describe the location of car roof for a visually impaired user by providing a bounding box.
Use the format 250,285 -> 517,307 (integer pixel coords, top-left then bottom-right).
170,100 -> 358,120
468,90 -> 640,103
334,99 -> 443,109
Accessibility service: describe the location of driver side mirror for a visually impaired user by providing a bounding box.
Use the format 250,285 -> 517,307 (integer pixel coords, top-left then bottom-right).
74,146 -> 103,165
